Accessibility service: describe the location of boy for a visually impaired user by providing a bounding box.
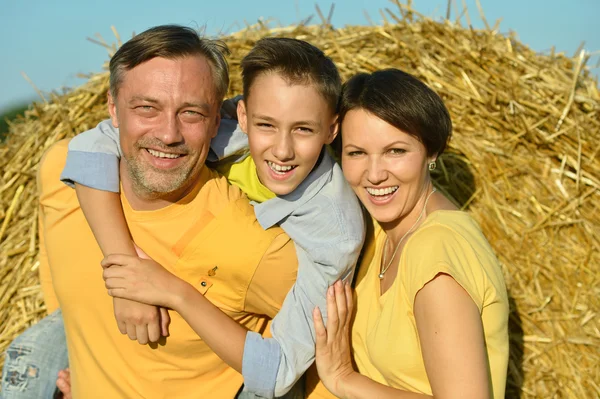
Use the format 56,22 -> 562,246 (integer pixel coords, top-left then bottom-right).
58,37 -> 365,398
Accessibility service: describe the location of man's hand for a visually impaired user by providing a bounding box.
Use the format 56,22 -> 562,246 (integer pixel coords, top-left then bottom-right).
112,297 -> 170,344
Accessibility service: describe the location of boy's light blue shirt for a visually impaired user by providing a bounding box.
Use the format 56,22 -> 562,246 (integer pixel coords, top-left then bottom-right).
61,119 -> 365,398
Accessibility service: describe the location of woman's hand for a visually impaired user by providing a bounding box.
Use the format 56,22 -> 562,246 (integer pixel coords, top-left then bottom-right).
313,280 -> 357,398
102,252 -> 188,310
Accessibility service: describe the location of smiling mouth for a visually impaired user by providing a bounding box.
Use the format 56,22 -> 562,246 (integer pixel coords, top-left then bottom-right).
267,161 -> 297,175
146,148 -> 183,159
366,186 -> 399,197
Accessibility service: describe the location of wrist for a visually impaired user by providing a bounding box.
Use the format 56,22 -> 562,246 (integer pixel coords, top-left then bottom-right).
170,280 -> 196,310
338,370 -> 360,399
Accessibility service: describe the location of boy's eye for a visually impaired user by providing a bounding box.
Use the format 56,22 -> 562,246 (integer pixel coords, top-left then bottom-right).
346,151 -> 364,157
296,127 -> 314,134
257,123 -> 274,128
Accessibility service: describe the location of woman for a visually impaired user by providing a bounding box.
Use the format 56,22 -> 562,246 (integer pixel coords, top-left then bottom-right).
309,69 -> 509,398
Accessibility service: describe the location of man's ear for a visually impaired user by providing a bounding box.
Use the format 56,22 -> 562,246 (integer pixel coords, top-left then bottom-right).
325,115 -> 339,145
237,100 -> 248,135
107,92 -> 119,128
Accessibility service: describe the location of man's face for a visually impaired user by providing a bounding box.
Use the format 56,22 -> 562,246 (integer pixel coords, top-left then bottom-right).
237,72 -> 338,196
108,55 -> 220,202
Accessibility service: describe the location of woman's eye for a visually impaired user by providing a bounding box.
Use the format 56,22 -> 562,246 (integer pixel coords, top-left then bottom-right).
388,148 -> 406,155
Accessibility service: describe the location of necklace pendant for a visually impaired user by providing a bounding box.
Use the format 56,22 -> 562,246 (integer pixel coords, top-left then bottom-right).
378,273 -> 385,279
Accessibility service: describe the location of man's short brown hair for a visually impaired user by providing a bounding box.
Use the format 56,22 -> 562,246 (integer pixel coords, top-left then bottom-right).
109,25 -> 230,101
241,37 -> 341,112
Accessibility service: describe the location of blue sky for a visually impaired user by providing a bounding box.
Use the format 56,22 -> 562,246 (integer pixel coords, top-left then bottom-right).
1,0 -> 598,112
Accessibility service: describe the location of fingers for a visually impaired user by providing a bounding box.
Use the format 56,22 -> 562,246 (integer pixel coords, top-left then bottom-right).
326,284 -> 339,340
160,307 -> 171,336
334,280 -> 348,331
117,319 -> 127,335
56,368 -> 72,396
135,324 -> 149,345
148,319 -> 161,343
344,282 -> 353,326
313,306 -> 327,350
126,323 -> 137,341
101,254 -> 130,268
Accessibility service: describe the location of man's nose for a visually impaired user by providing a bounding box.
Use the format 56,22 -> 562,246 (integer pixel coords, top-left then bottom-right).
272,132 -> 294,161
157,115 -> 183,145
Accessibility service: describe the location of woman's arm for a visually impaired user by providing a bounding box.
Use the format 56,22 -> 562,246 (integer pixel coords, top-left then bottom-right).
313,276 -> 490,399
414,274 -> 491,399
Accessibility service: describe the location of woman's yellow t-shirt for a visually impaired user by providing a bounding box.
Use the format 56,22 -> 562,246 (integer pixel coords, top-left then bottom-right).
307,210 -> 509,398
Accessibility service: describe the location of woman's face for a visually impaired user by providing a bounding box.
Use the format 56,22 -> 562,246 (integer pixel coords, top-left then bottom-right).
341,108 -> 433,225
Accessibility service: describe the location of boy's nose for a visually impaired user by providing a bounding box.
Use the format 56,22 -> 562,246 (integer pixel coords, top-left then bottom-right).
272,134 -> 294,161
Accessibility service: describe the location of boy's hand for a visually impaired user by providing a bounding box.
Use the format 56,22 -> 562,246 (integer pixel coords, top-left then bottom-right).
102,254 -> 188,311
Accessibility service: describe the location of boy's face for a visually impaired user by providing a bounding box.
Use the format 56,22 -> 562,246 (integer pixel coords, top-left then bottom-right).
238,73 -> 338,196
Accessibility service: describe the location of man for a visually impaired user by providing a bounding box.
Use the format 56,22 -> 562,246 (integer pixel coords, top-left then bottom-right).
7,25 -> 298,398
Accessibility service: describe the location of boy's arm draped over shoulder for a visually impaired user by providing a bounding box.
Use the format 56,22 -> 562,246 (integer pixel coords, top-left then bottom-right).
61,119 -> 122,192
242,160 -> 366,398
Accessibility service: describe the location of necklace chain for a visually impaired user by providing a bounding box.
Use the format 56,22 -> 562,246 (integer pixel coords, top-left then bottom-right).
379,187 -> 437,279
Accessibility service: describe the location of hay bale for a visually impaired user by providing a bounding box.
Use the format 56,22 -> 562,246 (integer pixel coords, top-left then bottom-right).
1,6 -> 598,398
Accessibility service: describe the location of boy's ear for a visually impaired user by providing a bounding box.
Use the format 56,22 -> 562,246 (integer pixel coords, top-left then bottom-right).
107,92 -> 119,128
237,100 -> 248,135
324,115 -> 339,145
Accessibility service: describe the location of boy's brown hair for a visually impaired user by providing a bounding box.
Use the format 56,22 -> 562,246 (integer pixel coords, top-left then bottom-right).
241,37 -> 341,112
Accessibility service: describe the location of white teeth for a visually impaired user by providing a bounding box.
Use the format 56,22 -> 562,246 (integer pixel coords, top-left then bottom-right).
366,186 -> 398,196
147,149 -> 181,159
268,161 -> 295,174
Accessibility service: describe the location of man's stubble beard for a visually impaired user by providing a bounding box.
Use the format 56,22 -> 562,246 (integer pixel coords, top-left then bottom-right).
123,153 -> 196,200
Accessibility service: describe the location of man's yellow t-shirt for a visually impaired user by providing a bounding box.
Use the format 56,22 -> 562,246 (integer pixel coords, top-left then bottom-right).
307,211 -> 509,398
38,140 -> 298,399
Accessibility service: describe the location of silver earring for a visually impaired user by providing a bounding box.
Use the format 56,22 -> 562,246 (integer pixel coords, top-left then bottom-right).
428,161 -> 437,171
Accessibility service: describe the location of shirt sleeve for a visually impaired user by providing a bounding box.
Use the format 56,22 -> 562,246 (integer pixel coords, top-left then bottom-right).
206,118 -> 250,164
241,233 -> 297,398
38,141 -> 71,312
60,119 -> 121,192
402,224 -> 486,312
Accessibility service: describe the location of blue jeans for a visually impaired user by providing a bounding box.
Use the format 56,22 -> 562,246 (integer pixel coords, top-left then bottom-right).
0,310 -> 305,398
1,310 -> 69,399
